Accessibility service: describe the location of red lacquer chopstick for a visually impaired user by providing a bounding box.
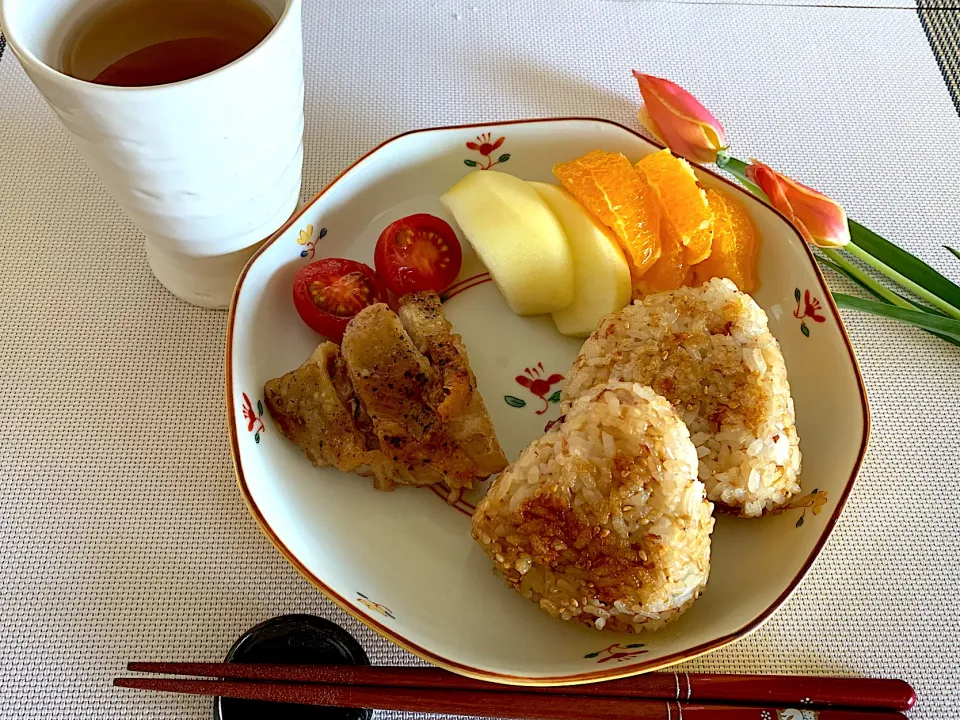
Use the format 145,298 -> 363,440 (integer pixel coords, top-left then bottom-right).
124,663 -> 916,711
114,677 -> 907,720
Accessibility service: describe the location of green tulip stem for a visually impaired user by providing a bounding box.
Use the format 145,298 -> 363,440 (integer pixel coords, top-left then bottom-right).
819,249 -> 911,310
844,243 -> 960,319
714,153 -> 764,197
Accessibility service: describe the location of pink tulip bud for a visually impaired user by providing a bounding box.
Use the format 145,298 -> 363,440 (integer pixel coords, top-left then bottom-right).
746,161 -> 850,249
632,72 -> 726,164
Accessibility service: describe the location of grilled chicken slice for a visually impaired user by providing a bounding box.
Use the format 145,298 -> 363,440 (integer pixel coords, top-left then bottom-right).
445,391 -> 508,478
263,342 -> 373,471
340,303 -> 478,490
397,291 -> 473,419
398,291 -> 507,477
265,296 -> 507,496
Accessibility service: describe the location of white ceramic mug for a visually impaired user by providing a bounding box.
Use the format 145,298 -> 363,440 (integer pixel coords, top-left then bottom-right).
0,0 -> 304,308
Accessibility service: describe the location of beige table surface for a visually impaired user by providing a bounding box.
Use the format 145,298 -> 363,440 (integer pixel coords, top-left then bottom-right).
2,1 -> 959,717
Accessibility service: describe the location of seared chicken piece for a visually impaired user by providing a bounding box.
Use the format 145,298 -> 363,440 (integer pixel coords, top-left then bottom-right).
264,295 -> 507,497
397,291 -> 473,419
263,342 -> 373,471
341,303 -> 478,490
398,292 -> 507,477
445,392 -> 507,477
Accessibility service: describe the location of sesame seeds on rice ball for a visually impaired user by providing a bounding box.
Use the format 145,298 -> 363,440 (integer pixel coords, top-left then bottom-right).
471,381 -> 714,632
563,278 -> 801,517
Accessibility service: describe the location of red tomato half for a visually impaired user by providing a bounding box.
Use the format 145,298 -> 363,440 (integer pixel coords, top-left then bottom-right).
292,258 -> 386,341
374,214 -> 463,296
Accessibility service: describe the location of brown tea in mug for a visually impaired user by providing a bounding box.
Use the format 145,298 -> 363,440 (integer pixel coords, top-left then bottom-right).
60,0 -> 275,87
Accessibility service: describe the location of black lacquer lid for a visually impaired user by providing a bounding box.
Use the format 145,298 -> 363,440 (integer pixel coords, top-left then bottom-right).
214,614 -> 373,720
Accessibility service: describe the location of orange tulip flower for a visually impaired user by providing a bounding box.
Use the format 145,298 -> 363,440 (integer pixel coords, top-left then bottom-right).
746,160 -> 850,249
632,72 -> 726,164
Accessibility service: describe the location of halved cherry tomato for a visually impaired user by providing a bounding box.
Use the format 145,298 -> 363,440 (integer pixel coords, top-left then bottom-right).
292,258 -> 386,341
374,213 -> 462,296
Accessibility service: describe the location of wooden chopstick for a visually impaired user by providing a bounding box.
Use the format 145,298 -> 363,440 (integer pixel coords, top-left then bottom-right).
124,663 -> 917,711
114,677 -> 907,720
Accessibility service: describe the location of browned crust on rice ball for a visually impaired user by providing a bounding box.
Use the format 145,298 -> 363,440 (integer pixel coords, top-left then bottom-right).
563,279 -> 801,517
472,382 -> 714,632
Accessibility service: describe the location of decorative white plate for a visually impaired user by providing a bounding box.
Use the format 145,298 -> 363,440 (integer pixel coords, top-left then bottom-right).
226,118 -> 869,685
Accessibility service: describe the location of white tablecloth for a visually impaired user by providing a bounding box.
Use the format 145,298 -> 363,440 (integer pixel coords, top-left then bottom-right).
1,1 -> 958,717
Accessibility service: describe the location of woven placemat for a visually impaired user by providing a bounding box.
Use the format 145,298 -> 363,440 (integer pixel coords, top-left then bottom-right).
919,2 -> 960,114
1,1 -> 959,718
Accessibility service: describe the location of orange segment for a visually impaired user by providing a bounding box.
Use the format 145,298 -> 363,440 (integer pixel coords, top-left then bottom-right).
635,149 -> 713,265
726,191 -> 760,292
554,150 -> 661,277
634,220 -> 687,297
685,224 -> 714,266
693,189 -> 760,293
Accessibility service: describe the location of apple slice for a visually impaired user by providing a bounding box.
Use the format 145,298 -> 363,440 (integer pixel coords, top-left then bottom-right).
440,171 -> 574,316
528,182 -> 631,337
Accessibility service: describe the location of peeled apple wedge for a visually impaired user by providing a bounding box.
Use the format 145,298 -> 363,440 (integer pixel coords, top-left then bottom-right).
527,182 -> 631,337
440,170 -> 574,316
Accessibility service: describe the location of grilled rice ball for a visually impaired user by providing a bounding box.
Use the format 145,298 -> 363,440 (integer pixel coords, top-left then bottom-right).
472,381 -> 714,632
564,278 -> 801,517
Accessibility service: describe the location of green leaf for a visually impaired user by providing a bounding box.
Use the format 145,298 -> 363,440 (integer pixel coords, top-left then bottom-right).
947,246 -> 960,262
833,293 -> 960,343
811,488 -> 818,494
464,159 -> 478,167
819,248 -> 917,311
254,432 -> 260,444
583,652 -> 600,659
922,329 -> 960,348
504,395 -> 527,408
794,288 -> 801,303
849,220 -> 960,314
796,516 -> 804,528
319,227 -> 328,239
800,323 -> 810,337
817,256 -> 942,315
257,400 -> 263,416
548,390 -> 562,403
817,256 -> 959,347
498,153 -> 511,163
626,643 -> 645,648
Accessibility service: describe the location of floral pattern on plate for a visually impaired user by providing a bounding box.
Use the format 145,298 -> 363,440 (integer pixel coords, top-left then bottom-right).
793,288 -> 826,337
357,592 -> 395,619
241,393 -> 265,444
780,489 -> 828,528
464,133 -> 511,170
296,224 -> 327,259
505,363 -> 564,414
583,643 -> 647,663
